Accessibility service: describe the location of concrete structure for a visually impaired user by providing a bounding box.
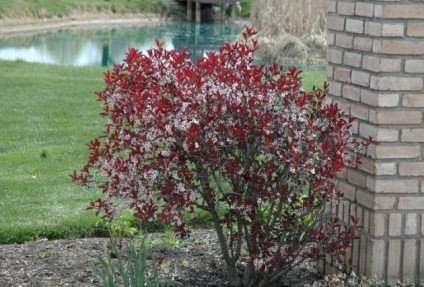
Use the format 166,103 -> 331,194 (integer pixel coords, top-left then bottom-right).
326,0 -> 424,285
182,0 -> 238,23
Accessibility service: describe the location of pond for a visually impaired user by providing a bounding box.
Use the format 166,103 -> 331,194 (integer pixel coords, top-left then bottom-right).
0,22 -> 243,67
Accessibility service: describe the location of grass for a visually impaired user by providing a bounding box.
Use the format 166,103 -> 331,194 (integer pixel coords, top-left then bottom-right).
0,60 -> 106,243
301,69 -> 327,92
250,0 -> 327,37
0,0 -> 165,19
249,0 -> 327,65
0,60 -> 325,244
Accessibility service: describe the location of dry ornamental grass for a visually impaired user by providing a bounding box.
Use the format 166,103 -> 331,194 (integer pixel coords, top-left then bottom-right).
249,0 -> 327,65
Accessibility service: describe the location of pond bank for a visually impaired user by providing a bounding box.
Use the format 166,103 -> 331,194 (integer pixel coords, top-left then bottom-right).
0,13 -> 164,38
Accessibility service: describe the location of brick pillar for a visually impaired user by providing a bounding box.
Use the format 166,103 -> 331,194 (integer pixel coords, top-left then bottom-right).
326,1 -> 424,285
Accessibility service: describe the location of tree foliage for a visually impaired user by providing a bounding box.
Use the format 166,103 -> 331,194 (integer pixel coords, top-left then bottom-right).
71,27 -> 368,287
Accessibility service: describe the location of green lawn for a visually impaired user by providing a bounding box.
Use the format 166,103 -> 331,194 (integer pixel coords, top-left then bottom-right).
0,0 -> 165,18
300,69 -> 326,93
0,61 -> 106,243
0,60 -> 325,244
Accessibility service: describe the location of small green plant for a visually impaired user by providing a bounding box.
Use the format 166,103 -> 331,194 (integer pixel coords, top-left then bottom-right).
347,274 -> 384,287
94,239 -> 173,287
240,0 -> 251,17
308,273 -> 385,287
143,225 -> 188,249
96,209 -> 139,249
38,249 -> 59,258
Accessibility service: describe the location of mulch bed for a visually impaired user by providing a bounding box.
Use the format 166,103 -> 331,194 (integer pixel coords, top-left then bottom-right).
0,229 -> 323,287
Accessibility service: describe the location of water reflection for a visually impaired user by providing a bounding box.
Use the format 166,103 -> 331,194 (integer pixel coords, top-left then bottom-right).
0,22 -> 243,67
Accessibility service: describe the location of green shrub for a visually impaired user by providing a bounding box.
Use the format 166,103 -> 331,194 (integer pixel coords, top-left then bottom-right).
96,209 -> 139,249
308,273 -> 384,287
94,239 -> 173,287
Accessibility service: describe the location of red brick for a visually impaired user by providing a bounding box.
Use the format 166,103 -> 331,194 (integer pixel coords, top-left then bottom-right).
378,94 -> 400,107
368,110 -> 377,124
336,33 -> 354,49
362,56 -> 402,73
366,238 -> 386,278
373,40 -> 424,55
366,177 -> 419,193
362,92 -> 400,108
399,162 -> 424,176
349,120 -> 359,134
356,189 -> 395,210
359,234 -> 367,274
374,4 -> 383,18
338,180 -> 356,201
328,0 -> 337,13
402,94 -> 424,108
389,214 -> 402,236
326,47 -> 343,65
354,36 -> 373,52
365,21 -> 382,36
384,4 -> 424,19
362,55 -> 380,73
350,203 -> 357,219
403,240 -> 418,284
350,102 -> 369,120
337,168 -> 347,180
352,70 -> 370,87
407,23 -> 424,37
387,240 -> 401,284
369,213 -> 386,237
370,76 -> 423,91
343,84 -> 361,101
327,66 -> 334,79
327,32 -> 336,46
405,59 -> 424,73
357,157 -> 376,174
337,201 -> 344,220
333,98 -> 350,115
338,1 -> 355,16
379,58 -> 402,73
369,144 -> 420,159
360,89 -> 378,106
375,162 -> 397,176
347,169 -> 366,188
346,19 -> 364,34
420,240 -> 424,286
328,15 -> 345,31
398,197 -> 424,210
343,52 -> 362,68
402,128 -> 424,142
328,80 -> 342,97
334,67 -> 351,83
343,201 -> 351,223
405,213 -> 418,235
382,23 -> 404,37
373,111 -> 422,125
356,2 -> 374,17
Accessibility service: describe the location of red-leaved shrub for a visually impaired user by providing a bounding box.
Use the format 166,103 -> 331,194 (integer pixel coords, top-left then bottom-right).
71,27 -> 368,287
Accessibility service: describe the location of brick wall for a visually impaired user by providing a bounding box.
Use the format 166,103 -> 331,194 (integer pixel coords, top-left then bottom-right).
326,0 -> 424,285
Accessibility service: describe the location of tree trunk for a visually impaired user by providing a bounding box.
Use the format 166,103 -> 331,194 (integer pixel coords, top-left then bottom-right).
210,211 -> 242,287
242,261 -> 255,287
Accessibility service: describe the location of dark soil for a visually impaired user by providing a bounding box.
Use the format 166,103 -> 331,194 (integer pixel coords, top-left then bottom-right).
0,229 -> 323,287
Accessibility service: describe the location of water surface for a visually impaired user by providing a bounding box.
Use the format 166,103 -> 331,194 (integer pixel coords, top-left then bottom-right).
0,22 -> 243,67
